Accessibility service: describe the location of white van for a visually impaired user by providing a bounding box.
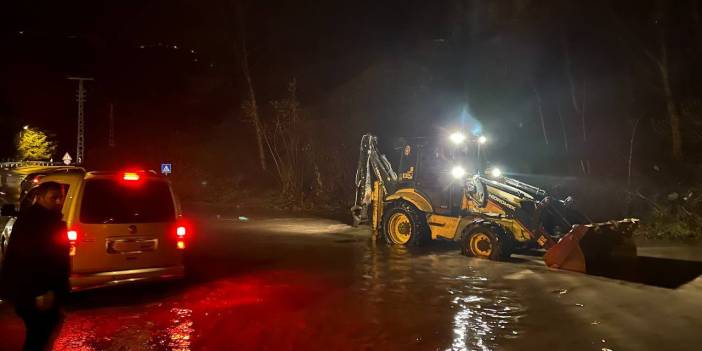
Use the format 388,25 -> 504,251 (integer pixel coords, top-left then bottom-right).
0,168 -> 187,291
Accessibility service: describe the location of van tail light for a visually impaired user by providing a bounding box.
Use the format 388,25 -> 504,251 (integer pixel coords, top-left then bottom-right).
122,172 -> 140,181
175,223 -> 189,250
67,230 -> 78,256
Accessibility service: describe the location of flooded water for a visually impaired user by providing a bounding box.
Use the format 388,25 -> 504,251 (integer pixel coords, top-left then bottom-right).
354,244 -> 526,351
1,217 -> 702,350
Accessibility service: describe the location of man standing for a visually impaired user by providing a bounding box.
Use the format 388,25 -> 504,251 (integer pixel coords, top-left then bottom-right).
0,181 -> 70,351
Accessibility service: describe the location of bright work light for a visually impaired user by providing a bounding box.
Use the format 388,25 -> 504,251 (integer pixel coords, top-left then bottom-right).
490,168 -> 502,178
478,135 -> 487,144
451,166 -> 467,179
449,132 -> 466,145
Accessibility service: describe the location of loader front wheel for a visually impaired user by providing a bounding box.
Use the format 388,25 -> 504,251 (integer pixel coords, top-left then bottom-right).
461,225 -> 511,260
382,202 -> 430,246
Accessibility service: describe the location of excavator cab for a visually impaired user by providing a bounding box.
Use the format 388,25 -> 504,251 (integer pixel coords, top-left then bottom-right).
395,136 -> 481,218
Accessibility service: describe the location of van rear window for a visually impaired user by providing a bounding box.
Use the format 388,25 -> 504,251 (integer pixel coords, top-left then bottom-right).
80,179 -> 175,224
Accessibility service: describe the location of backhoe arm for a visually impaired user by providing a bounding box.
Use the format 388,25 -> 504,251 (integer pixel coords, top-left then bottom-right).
350,134 -> 397,226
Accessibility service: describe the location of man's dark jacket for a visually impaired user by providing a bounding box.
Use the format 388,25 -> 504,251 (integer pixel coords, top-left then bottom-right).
0,204 -> 70,303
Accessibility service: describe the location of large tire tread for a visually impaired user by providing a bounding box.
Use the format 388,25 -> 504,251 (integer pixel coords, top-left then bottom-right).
460,223 -> 513,261
381,201 -> 430,246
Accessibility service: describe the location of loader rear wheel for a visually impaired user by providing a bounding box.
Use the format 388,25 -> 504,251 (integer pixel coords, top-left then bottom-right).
461,225 -> 511,260
382,202 -> 430,246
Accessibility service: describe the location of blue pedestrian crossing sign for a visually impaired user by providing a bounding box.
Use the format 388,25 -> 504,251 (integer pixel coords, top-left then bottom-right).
161,163 -> 172,176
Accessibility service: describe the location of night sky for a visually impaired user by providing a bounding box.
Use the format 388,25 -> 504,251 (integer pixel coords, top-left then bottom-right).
2,1 -> 701,197
1,1 -> 440,161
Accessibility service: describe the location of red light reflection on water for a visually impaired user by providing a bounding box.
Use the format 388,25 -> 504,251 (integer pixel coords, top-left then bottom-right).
42,270 -> 332,350
162,308 -> 193,351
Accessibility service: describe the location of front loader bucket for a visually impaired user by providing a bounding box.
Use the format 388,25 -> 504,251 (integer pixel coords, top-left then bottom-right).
544,219 -> 639,274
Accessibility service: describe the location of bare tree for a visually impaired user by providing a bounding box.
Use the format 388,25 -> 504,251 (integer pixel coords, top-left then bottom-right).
236,1 -> 267,171
560,23 -> 590,174
264,79 -> 306,205
608,1 -> 684,161
624,118 -> 640,214
648,26 -> 683,161
556,100 -> 569,153
627,119 -> 641,186
691,0 -> 702,47
530,79 -> 549,145
561,25 -> 581,132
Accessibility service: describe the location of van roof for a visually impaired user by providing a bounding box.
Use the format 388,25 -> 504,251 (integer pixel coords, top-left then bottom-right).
0,166 -> 85,205
3,166 -> 85,176
85,170 -> 165,180
1,167 -> 164,182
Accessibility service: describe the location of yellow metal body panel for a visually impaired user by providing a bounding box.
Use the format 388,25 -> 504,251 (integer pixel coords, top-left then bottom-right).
426,214 -> 460,240
461,188 -> 534,243
371,180 -> 383,237
385,189 -> 433,213
493,218 -> 532,242
400,166 -> 415,180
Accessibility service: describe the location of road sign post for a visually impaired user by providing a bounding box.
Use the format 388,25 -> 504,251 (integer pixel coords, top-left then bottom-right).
161,163 -> 172,176
63,152 -> 73,165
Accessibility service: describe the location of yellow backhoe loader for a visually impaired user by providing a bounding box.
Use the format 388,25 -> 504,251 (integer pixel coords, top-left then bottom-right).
350,133 -> 638,274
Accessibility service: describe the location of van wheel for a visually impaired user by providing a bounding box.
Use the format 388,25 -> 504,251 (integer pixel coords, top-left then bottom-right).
461,224 -> 511,260
381,202 -> 430,246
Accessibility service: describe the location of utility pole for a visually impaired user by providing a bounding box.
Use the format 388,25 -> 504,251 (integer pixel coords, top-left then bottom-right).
108,103 -> 115,148
68,77 -> 94,165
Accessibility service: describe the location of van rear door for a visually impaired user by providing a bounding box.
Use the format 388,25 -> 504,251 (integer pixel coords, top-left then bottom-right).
72,177 -> 182,274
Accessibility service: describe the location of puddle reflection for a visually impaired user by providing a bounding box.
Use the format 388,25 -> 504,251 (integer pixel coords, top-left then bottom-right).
359,241 -> 526,351
448,270 -> 525,351
162,308 -> 193,351
52,316 -> 96,351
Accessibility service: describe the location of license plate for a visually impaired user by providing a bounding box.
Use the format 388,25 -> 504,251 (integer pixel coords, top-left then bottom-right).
107,238 -> 157,254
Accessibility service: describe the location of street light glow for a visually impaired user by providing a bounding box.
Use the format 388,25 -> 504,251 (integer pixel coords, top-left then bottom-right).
478,135 -> 487,144
449,132 -> 466,144
23,125 -> 29,130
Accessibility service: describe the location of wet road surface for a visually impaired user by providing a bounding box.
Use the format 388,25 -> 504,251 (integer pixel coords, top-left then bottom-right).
2,215 -> 702,350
